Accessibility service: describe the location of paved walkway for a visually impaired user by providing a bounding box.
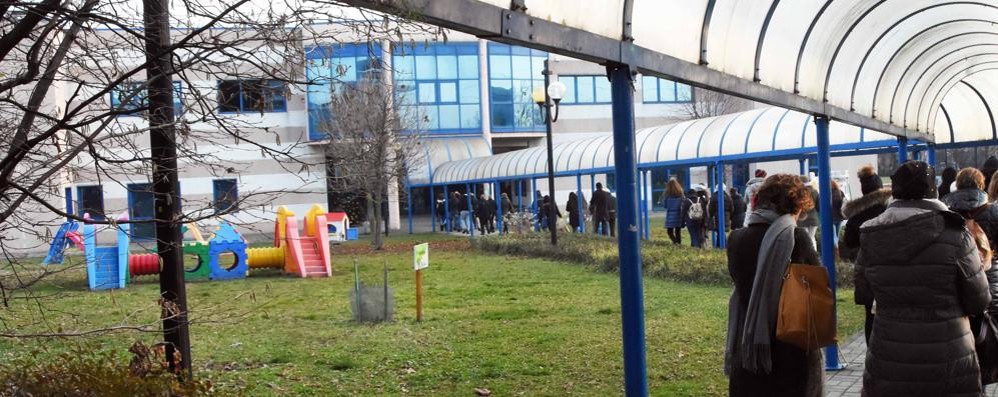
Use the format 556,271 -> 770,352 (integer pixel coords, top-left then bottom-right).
825,333 -> 998,396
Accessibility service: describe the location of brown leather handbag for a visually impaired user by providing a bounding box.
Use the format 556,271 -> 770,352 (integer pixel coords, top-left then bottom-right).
776,263 -> 837,350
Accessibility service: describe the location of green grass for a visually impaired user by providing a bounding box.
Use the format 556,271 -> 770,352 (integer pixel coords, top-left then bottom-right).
0,233 -> 865,396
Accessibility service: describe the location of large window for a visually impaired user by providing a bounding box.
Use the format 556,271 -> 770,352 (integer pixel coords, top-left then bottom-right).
487,43 -> 547,132
218,79 -> 287,113
76,185 -> 105,220
642,76 -> 693,103
305,43 -> 383,140
560,75 -> 612,105
213,179 -> 238,214
110,81 -> 183,116
394,42 -> 481,134
127,183 -> 155,240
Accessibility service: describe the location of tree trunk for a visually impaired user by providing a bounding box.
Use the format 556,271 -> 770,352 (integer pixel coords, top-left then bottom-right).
370,194 -> 384,250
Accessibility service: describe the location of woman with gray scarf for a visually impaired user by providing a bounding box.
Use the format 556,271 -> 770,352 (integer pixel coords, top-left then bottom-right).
725,174 -> 824,397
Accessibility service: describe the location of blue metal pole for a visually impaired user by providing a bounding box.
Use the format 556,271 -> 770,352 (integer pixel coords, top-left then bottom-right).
443,185 -> 450,233
715,161 -> 727,249
430,185 -> 436,233
815,115 -> 844,370
517,179 -> 523,212
799,158 -> 807,175
576,174 -> 584,233
407,186 -> 413,234
532,178 -> 539,232
927,144 -> 937,167
494,180 -> 502,234
897,137 -> 909,162
467,183 -> 474,238
683,168 -> 691,190
609,64 -> 648,397
65,187 -> 74,221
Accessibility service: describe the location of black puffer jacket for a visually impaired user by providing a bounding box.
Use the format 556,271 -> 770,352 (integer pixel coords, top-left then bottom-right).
856,199 -> 991,397
943,188 -> 998,314
840,188 -> 891,262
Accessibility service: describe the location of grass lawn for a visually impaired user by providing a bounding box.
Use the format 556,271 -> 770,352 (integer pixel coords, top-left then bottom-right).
0,233 -> 864,396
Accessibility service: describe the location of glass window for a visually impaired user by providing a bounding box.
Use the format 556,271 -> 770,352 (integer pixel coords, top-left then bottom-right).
557,75 -> 612,105
491,103 -> 513,128
306,43 -> 384,140
641,76 -> 693,103
489,55 -> 511,78
213,179 -> 238,214
217,79 -> 287,113
562,76 -> 577,103
487,43 -> 548,132
127,183 -> 155,240
111,81 -> 183,116
393,42 -> 482,134
576,76 -> 595,103
77,185 -> 105,220
594,77 -> 612,103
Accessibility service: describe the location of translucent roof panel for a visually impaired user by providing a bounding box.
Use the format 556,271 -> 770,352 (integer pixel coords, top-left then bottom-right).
351,0 -> 998,142
425,108 -> 900,186
407,137 -> 492,186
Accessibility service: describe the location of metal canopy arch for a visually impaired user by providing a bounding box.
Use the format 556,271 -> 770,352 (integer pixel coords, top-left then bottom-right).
407,137 -> 492,186
422,107 -> 902,186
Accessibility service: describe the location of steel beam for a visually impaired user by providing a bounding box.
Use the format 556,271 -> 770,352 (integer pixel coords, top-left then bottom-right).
815,115 -> 845,370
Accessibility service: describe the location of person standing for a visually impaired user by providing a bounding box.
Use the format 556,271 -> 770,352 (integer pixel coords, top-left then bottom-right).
590,182 -> 611,236
830,180 -> 845,246
984,156 -> 998,188
841,165 -> 890,343
476,193 -> 490,234
857,161 -> 990,397
435,193 -> 447,232
939,166 -> 957,200
567,192 -> 583,233
709,185 -> 733,247
724,174 -> 824,397
539,195 -> 560,231
660,178 -> 686,244
743,169 -> 767,226
987,170 -> 998,203
729,187 -> 747,231
450,191 -> 465,233
486,194 -> 497,233
682,189 -> 703,248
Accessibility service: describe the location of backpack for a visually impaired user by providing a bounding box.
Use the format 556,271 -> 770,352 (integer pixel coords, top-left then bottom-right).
963,205 -> 993,267
688,197 -> 704,222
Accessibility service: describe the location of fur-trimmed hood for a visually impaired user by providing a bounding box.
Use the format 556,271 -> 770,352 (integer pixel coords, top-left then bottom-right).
843,188 -> 892,219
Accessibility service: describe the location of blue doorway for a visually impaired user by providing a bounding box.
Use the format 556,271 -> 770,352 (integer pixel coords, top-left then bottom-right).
127,183 -> 156,240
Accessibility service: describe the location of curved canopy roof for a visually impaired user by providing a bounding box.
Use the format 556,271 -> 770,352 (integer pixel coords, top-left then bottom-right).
408,137 -> 492,185
346,0 -> 998,143
426,107 -> 899,186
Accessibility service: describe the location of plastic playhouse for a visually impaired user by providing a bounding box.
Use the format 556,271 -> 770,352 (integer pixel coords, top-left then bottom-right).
43,204 -> 341,291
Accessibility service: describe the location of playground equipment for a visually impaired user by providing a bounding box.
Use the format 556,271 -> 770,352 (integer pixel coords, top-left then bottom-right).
326,212 -> 350,242
207,223 -> 249,280
42,220 -> 85,265
82,220 -> 129,291
244,205 -> 333,278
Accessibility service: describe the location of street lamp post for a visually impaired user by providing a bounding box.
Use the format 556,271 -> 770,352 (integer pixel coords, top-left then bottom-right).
533,60 -> 566,246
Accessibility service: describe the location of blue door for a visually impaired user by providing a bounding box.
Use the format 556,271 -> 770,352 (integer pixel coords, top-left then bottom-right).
127,183 -> 156,240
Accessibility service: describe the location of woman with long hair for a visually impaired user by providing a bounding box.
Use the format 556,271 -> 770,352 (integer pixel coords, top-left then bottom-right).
987,170 -> 998,202
660,178 -> 686,244
938,166 -> 957,199
725,174 -> 824,396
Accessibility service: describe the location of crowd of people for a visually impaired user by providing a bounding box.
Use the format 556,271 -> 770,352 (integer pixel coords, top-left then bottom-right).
724,157 -> 998,396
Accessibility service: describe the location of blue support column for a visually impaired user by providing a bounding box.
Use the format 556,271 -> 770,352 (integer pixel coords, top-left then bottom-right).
407,186 -> 413,234
897,137 -> 909,162
443,185 -> 450,232
430,185 -> 436,233
683,168 -> 691,190
816,115 -> 845,370
65,187 -> 74,221
707,164 -> 715,188
715,162 -> 727,249
494,180 -> 503,234
517,180 -> 523,212
467,183 -> 474,238
576,174 -> 584,233
928,144 -> 937,167
799,158 -> 807,175
609,64 -> 648,397
532,178 -> 539,231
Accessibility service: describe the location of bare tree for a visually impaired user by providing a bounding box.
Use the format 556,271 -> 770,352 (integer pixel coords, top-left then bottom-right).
677,87 -> 751,120
323,79 -> 423,250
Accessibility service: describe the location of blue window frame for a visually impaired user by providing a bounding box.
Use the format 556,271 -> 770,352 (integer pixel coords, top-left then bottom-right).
560,75 -> 612,105
76,185 -> 105,220
305,43 -> 383,140
394,42 -> 481,134
217,79 -> 287,113
213,179 -> 238,214
110,81 -> 183,116
487,43 -> 547,132
641,76 -> 693,103
127,183 -> 155,240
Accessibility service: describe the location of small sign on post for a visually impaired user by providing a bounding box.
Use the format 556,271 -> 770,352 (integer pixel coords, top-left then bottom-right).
413,243 -> 429,321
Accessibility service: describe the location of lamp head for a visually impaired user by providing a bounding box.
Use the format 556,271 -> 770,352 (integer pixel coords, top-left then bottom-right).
547,81 -> 567,102
532,86 -> 546,105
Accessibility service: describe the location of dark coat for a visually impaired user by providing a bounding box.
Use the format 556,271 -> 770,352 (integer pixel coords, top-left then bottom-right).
856,199 -> 990,397
727,224 -> 824,397
590,189 -> 611,219
500,197 -> 513,214
708,191 -> 734,231
840,188 -> 891,262
943,188 -> 998,314
730,192 -> 747,227
662,195 -> 685,228
831,188 -> 845,223
567,195 -> 584,229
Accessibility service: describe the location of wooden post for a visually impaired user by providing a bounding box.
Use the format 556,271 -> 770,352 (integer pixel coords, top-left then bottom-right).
415,269 -> 423,322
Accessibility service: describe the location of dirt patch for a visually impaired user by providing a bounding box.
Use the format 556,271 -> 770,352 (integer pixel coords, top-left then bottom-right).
331,240 -> 470,256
